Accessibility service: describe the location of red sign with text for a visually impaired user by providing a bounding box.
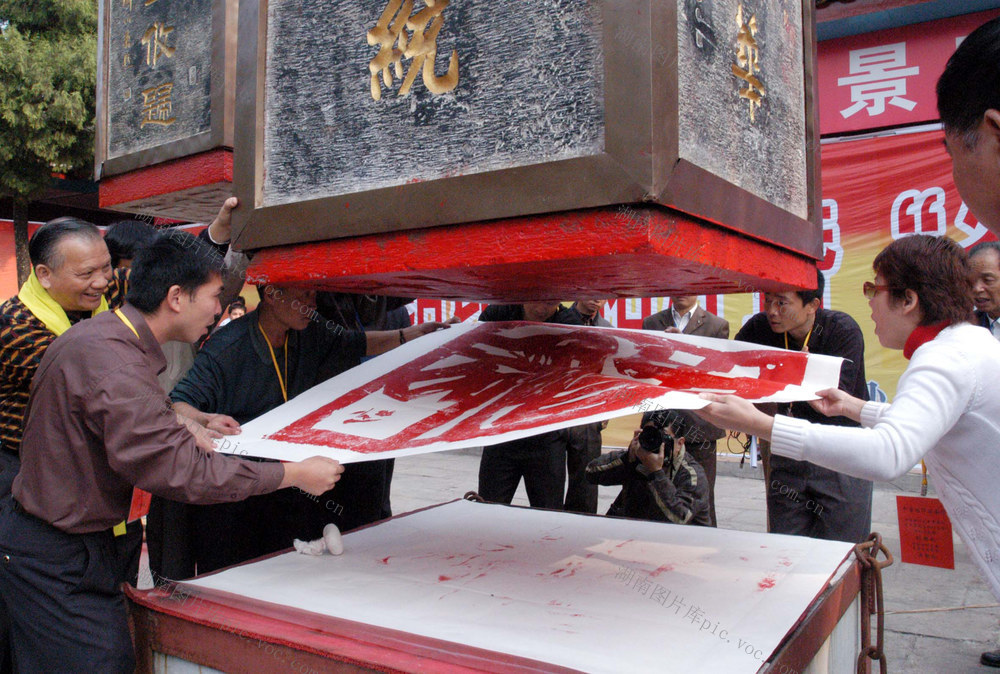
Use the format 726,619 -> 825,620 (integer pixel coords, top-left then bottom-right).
818,9 -> 1000,135
896,495 -> 954,570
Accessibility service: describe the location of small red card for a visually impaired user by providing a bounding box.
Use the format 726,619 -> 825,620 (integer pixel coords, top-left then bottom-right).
896,495 -> 954,569
128,488 -> 152,523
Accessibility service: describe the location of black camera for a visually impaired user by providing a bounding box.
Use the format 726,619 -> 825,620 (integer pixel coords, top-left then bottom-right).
637,425 -> 667,453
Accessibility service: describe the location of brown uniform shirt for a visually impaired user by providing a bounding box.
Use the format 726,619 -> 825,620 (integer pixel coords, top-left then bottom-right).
13,303 -> 284,534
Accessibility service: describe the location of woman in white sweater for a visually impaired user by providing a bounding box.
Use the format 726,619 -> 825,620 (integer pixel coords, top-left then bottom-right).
697,235 -> 1000,602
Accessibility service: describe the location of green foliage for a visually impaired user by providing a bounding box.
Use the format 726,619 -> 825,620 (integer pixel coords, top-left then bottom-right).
0,0 -> 97,200
0,0 -> 96,36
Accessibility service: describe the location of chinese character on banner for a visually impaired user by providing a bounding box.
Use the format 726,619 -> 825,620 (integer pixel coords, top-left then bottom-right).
954,202 -> 992,249
819,199 -> 843,308
838,43 -> 919,119
890,187 -> 947,240
140,83 -> 176,127
141,21 -> 176,68
732,3 -> 764,122
367,0 -> 459,100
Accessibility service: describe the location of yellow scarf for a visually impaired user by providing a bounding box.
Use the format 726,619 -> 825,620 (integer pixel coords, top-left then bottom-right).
17,268 -> 109,336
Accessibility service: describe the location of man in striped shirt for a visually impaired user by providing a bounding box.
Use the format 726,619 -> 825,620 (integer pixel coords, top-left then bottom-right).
0,218 -> 120,497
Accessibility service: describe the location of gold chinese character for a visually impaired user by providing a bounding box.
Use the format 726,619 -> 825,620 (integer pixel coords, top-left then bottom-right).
123,31 -> 132,67
122,0 -> 133,10
140,82 -> 176,127
141,22 -> 176,68
367,0 -> 459,100
732,4 -> 764,122
145,0 -> 159,5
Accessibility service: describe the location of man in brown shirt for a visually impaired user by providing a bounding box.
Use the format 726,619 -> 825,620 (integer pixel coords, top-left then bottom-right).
0,231 -> 343,672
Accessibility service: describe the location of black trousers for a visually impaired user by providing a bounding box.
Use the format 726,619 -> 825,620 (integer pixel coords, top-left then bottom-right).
564,423 -> 602,514
0,497 -> 133,673
767,455 -> 873,544
685,440 -> 718,527
148,459 -> 395,579
0,452 -> 17,674
478,431 -> 566,510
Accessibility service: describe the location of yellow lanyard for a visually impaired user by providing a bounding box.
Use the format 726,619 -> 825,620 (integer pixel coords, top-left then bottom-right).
784,326 -> 813,352
257,321 -> 289,402
112,309 -> 141,538
114,309 -> 140,339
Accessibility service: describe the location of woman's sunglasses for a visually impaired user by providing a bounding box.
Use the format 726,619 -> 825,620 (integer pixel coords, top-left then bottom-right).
862,282 -> 893,300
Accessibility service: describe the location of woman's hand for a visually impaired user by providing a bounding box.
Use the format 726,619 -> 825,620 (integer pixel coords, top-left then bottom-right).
808,388 -> 865,422
694,394 -> 775,440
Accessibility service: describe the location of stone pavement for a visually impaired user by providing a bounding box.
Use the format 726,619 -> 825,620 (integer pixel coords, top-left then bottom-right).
389,447 -> 1000,673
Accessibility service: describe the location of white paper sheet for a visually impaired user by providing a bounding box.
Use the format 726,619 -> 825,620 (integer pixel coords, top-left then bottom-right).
182,501 -> 854,673
219,322 -> 843,463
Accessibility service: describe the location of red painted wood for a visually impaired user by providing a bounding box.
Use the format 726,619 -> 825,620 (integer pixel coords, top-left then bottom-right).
127,583 -> 578,673
246,206 -> 817,302
99,149 -> 233,208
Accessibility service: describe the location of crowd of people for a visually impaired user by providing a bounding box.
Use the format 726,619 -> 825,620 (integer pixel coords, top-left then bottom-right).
0,13 -> 998,673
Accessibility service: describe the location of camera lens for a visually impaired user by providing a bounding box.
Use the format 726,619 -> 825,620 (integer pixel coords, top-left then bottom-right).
637,425 -> 664,453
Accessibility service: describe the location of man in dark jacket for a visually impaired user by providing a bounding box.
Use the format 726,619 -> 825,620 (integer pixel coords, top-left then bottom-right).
586,421 -> 710,526
971,241 -> 1000,340
735,270 -> 872,543
643,296 -> 730,525
476,303 -> 582,508
563,298 -> 610,513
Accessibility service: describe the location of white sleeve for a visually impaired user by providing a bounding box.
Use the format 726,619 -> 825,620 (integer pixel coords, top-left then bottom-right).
859,401 -> 889,428
769,345 -> 973,481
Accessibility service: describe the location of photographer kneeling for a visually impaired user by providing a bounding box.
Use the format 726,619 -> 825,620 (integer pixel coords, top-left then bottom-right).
586,419 -> 711,526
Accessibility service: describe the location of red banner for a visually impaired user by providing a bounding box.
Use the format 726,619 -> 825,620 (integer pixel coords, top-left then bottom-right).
818,9 -> 1000,135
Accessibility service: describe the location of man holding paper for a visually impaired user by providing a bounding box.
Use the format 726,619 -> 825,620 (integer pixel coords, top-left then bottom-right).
0,232 -> 346,671
168,285 -> 447,576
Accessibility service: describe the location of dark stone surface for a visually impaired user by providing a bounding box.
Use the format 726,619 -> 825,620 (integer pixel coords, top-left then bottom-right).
261,1 -> 606,206
107,0 -> 213,159
677,0 -> 808,218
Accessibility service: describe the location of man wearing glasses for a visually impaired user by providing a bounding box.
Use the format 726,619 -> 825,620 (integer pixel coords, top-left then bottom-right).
734,269 -> 872,544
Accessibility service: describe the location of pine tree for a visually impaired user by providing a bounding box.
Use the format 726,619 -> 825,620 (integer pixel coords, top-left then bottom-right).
0,0 -> 97,285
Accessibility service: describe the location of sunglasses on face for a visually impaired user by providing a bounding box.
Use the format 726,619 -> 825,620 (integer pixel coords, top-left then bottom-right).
862,282 -> 893,300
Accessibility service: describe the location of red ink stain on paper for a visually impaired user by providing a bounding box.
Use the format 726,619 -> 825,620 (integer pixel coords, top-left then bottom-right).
650,564 -> 674,577
379,556 -> 390,565
779,557 -> 793,567
541,535 -> 561,542
758,576 -> 776,591
480,543 -> 515,552
548,600 -> 563,606
739,556 -> 749,562
438,575 -> 452,582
